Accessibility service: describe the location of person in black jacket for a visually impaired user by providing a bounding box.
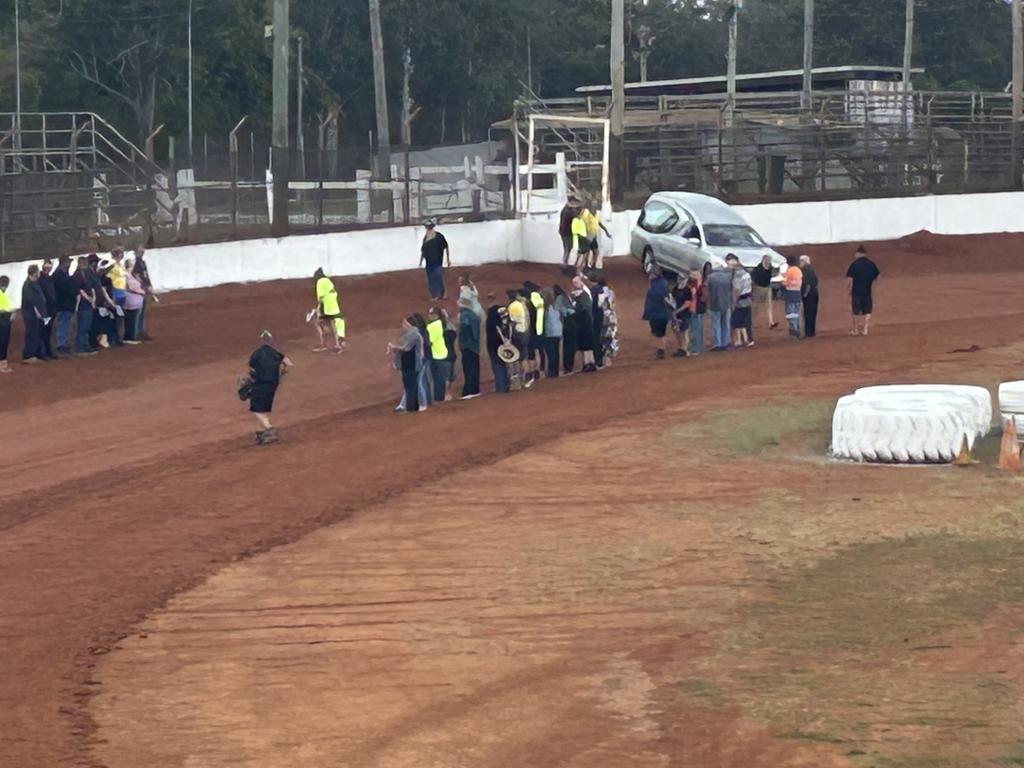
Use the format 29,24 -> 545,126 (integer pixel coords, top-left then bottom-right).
485,301 -> 510,394
558,196 -> 581,272
52,256 -> 77,356
751,254 -> 777,331
20,265 -> 48,364
37,260 -> 59,360
800,255 -> 820,338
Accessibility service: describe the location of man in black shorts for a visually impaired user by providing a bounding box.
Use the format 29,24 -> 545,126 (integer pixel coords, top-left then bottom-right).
247,330 -> 294,444
846,246 -> 880,336
642,269 -> 672,359
558,196 -> 581,271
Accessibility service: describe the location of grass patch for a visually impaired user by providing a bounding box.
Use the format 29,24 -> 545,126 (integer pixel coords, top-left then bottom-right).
750,534 -> 1024,652
692,398 -> 834,457
781,730 -> 845,744
679,678 -> 725,708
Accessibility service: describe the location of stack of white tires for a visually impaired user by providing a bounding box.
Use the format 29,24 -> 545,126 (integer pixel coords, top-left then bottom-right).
831,385 -> 993,464
998,381 -> 1024,442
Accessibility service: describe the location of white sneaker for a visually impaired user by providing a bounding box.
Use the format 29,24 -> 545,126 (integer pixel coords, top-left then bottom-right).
460,393 -> 481,401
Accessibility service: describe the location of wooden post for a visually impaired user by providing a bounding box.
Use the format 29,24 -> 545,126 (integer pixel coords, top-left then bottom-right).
271,0 -> 290,236
610,0 -> 625,204
901,0 -> 914,136
802,0 -> 814,112
1013,0 -> 1022,189
369,0 -> 391,179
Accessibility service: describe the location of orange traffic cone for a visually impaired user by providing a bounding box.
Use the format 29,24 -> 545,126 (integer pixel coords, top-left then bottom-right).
999,417 -> 1021,472
954,436 -> 975,467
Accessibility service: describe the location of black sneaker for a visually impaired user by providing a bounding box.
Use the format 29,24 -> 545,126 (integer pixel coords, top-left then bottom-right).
672,349 -> 688,358
655,349 -> 666,360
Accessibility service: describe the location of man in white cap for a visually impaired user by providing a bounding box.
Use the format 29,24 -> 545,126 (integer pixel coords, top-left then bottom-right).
245,330 -> 294,445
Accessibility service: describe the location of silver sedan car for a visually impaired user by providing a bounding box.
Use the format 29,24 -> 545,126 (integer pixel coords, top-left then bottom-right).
631,192 -> 787,278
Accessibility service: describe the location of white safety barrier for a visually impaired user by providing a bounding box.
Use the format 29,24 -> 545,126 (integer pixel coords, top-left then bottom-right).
3,190 -> 1024,308
832,385 -> 993,464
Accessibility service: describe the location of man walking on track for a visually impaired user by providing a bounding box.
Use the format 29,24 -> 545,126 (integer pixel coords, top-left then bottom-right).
420,219 -> 450,300
312,268 -> 345,353
800,255 -> 820,338
246,330 -> 294,445
846,245 -> 880,336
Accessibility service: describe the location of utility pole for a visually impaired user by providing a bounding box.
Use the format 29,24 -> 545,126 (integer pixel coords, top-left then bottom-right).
610,0 -> 625,205
368,0 -> 391,179
802,0 -> 814,112
297,34 -> 305,179
14,0 -> 22,151
188,0 -> 194,163
901,0 -> 914,134
726,0 -> 740,127
1013,0 -> 1022,188
271,0 -> 290,236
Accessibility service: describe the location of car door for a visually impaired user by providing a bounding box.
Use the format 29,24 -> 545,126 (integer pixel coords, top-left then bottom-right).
670,208 -> 705,272
638,201 -> 685,274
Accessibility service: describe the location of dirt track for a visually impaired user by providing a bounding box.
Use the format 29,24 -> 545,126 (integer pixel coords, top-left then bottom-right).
3,233 -> 1024,767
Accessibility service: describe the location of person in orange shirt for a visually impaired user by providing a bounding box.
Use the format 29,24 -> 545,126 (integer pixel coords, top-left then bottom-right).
782,255 -> 804,339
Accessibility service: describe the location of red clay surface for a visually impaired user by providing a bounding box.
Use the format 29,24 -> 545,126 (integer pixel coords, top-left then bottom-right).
3,232 -> 1024,767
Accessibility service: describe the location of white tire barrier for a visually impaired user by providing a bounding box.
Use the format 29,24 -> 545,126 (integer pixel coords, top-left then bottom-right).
998,381 -> 1024,442
832,385 -> 993,464
855,385 -> 992,438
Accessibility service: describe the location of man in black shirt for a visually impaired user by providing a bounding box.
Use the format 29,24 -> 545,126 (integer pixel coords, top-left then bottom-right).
246,330 -> 294,444
846,245 -> 881,336
558,196 -> 580,270
419,220 -> 450,300
20,265 -> 47,364
799,255 -> 820,338
53,256 -> 78,356
37,259 -> 58,360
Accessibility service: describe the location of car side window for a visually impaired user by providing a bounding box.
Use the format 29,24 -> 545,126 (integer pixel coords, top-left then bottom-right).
639,201 -> 679,235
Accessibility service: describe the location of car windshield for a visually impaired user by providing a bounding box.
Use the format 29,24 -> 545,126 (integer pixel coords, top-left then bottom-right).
703,224 -> 766,248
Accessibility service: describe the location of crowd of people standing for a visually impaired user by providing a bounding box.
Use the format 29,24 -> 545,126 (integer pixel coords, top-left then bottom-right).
641,247 -> 875,358
0,246 -> 156,374
388,269 -> 620,413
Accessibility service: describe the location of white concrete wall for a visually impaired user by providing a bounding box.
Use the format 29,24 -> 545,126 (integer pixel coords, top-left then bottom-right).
2,191 -> 1023,308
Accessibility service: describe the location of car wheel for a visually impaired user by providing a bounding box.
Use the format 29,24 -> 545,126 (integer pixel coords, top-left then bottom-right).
642,247 -> 656,274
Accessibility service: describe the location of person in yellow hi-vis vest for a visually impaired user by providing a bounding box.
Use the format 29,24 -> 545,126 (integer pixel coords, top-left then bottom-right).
523,281 -> 545,388
580,199 -> 612,272
570,212 -> 590,273
312,268 -> 346,353
426,305 -> 452,402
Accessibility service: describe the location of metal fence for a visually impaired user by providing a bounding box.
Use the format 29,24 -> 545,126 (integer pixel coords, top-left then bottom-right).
515,89 -> 1022,209
1,91 -> 1021,263
0,114 -> 515,263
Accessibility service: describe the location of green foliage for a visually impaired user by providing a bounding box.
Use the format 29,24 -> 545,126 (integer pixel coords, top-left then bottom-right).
0,0 -> 1016,149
